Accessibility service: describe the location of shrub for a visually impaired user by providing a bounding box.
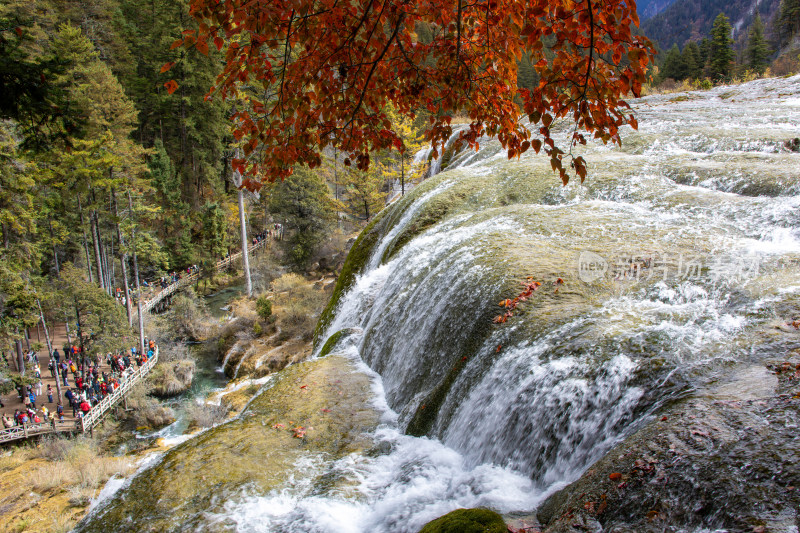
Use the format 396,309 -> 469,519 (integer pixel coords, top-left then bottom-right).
186,402 -> 229,428
272,274 -> 329,341
256,296 -> 272,321
125,382 -> 175,428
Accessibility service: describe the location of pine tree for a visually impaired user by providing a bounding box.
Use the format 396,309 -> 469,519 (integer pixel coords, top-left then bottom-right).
268,167 -> 333,270
709,13 -> 735,80
746,14 -> 772,75
682,42 -> 703,79
778,0 -> 800,45
661,44 -> 687,81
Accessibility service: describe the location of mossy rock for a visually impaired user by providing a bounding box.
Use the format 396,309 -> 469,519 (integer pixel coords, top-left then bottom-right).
418,508 -> 507,533
318,329 -> 349,358
313,210 -> 388,346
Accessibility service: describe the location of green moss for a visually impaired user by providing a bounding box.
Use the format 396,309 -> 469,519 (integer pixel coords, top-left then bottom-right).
318,329 -> 347,358
437,138 -> 465,173
418,508 -> 507,533
313,211 -> 386,347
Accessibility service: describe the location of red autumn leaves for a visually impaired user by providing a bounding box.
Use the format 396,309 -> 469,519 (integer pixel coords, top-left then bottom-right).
161,0 -> 653,189
494,278 -> 563,324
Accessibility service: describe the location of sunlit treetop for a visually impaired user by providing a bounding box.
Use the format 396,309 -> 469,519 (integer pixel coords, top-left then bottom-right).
166,0 -> 655,189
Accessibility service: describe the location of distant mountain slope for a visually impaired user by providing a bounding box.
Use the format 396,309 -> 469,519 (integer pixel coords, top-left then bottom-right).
641,0 -> 781,50
637,0 -> 679,20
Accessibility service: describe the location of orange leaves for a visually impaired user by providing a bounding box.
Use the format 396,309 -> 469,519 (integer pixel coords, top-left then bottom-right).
493,279 -> 544,324
160,62 -> 176,74
181,0 -> 653,189
164,80 -> 179,94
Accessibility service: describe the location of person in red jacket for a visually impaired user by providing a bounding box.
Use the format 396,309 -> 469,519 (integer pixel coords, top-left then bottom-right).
79,400 -> 91,415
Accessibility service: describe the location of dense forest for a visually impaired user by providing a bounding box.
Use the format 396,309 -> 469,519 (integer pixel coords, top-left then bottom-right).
641,0 -> 783,51
0,0 -> 436,383
649,0 -> 800,84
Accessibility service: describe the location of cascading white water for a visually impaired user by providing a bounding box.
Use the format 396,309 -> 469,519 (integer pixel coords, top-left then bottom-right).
308,74 -> 800,526
77,75 -> 800,533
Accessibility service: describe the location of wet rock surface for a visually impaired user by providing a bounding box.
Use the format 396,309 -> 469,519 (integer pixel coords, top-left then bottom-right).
538,356 -> 800,533
75,356 -> 379,532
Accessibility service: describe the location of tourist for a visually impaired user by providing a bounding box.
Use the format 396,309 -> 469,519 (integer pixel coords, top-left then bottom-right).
56,403 -> 63,421
41,405 -> 49,421
2,414 -> 13,428
47,384 -> 53,404
48,359 -> 55,377
79,399 -> 91,416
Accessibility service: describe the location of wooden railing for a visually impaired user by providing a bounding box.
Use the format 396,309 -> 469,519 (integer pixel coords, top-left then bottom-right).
0,347 -> 159,444
80,347 -> 159,432
0,419 -> 80,444
137,239 -> 268,317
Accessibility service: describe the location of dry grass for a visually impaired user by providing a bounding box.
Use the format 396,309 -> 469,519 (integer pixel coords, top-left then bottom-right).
272,274 -> 329,342
0,447 -> 35,472
185,402 -> 230,429
149,359 -> 196,397
251,251 -> 286,293
29,437 -> 134,494
125,382 -> 176,428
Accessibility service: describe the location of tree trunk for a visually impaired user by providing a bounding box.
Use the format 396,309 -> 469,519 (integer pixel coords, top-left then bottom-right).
24,329 -> 31,351
113,189 -> 133,326
238,188 -> 252,296
128,190 -> 146,357
74,302 -> 85,381
48,218 -> 60,275
90,210 -> 105,290
364,199 -> 370,221
15,339 -> 24,376
77,195 -> 94,283
37,299 -> 62,401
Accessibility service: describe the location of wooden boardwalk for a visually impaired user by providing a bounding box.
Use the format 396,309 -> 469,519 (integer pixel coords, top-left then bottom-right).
0,238 -> 267,445
137,239 -> 268,318
0,348 -> 159,444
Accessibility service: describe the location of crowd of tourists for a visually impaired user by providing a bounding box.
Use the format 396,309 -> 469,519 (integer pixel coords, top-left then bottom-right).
1,340 -> 157,430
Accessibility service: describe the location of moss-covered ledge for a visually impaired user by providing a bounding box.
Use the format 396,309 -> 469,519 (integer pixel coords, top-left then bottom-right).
418,508 -> 508,533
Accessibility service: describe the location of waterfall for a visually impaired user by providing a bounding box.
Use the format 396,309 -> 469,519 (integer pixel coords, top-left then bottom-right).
77,75 -> 800,533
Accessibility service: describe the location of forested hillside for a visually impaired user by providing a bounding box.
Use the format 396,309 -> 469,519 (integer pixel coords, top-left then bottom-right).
637,0 -> 679,21
641,0 -> 781,50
